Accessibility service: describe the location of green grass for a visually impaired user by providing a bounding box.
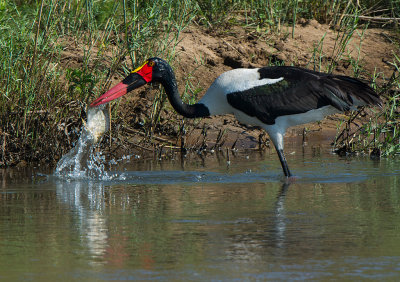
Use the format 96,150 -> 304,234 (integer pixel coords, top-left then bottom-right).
0,0 -> 399,166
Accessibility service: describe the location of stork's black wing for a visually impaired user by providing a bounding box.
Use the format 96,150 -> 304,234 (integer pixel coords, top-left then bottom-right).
226,66 -> 381,125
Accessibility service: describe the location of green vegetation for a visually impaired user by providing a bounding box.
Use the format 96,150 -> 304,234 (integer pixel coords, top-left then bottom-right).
0,0 -> 399,167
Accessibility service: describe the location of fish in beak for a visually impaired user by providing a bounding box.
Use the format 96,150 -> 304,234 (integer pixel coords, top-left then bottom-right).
89,60 -> 154,107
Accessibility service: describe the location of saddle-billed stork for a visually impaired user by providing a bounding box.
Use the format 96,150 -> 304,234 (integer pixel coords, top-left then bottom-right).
90,57 -> 382,177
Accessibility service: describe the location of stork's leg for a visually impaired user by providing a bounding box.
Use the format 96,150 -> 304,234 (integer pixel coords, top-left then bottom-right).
276,149 -> 292,177
267,129 -> 292,178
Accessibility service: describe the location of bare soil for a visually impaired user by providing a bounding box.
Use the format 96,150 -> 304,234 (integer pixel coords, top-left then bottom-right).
62,21 -> 397,160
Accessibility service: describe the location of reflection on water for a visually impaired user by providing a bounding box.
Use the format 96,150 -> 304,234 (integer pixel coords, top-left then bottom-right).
1,145 -> 400,280
56,181 -> 108,262
274,183 -> 289,251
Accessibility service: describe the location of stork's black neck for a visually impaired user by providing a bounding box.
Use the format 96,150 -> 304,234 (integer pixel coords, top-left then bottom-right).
157,63 -> 210,118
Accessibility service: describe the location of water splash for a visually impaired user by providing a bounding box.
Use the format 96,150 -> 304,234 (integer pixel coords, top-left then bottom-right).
54,105 -> 110,179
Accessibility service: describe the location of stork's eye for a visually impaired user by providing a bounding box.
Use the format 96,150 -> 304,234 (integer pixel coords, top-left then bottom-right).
148,61 -> 155,67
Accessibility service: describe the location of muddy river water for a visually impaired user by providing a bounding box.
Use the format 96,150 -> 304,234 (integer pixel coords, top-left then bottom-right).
1,142 -> 400,281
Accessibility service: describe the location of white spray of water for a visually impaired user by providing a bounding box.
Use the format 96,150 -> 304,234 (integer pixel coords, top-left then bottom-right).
54,105 -> 111,179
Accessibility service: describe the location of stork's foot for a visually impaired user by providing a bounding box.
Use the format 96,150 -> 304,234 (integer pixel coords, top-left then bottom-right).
283,175 -> 298,184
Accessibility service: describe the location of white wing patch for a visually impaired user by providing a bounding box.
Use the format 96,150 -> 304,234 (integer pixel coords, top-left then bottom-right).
217,68 -> 283,93
199,68 -> 283,115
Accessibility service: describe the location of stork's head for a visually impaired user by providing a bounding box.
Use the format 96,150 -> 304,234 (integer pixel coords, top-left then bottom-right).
90,57 -> 169,107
